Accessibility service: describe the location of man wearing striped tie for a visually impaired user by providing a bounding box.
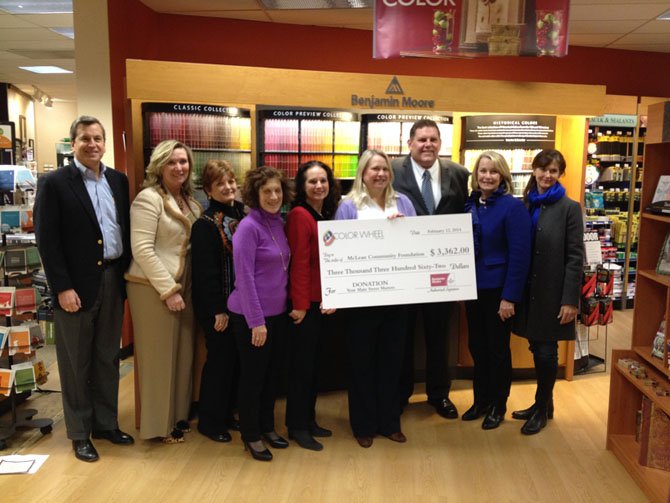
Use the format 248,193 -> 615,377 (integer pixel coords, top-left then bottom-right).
392,119 -> 470,420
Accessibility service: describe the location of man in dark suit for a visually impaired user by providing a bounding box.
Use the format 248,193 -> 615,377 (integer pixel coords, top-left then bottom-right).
392,119 -> 470,419
34,116 -> 133,462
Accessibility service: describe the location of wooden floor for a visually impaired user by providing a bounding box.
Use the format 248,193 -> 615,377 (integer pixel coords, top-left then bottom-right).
0,310 -> 651,502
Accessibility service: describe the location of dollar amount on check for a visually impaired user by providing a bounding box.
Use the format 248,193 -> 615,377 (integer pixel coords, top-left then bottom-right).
318,214 -> 477,309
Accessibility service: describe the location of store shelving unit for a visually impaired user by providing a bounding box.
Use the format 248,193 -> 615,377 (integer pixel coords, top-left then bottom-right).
587,119 -> 645,309
606,101 -> 670,503
257,108 -> 360,180
360,113 -> 453,160
142,103 -> 252,187
459,115 -> 556,197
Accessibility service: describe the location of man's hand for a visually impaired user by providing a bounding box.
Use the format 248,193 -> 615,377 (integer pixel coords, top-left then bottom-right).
58,289 -> 82,313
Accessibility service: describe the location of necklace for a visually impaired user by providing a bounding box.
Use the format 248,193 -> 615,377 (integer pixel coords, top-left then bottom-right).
262,215 -> 290,272
175,194 -> 186,212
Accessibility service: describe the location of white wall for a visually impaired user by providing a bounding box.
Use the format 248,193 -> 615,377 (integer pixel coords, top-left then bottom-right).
7,86 -> 35,160
34,100 -> 78,170
73,0 -> 114,168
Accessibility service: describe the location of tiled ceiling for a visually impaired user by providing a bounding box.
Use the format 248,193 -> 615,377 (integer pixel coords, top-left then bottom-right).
1,0 -> 669,102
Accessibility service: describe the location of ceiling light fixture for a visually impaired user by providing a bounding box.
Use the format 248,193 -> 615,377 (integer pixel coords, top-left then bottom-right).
259,0 -> 371,9
0,0 -> 72,14
31,85 -> 54,107
19,65 -> 72,74
657,9 -> 670,20
50,27 -> 75,39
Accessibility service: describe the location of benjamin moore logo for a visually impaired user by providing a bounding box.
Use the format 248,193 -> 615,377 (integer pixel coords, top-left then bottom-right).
385,76 -> 404,95
351,76 -> 435,109
430,273 -> 449,287
323,230 -> 335,247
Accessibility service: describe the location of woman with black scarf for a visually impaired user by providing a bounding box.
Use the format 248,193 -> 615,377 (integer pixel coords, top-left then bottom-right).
191,160 -> 245,443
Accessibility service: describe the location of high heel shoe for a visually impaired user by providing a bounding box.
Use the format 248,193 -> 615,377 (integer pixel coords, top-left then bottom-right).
244,441 -> 273,461
261,431 -> 289,449
512,401 -> 554,421
520,407 -> 548,435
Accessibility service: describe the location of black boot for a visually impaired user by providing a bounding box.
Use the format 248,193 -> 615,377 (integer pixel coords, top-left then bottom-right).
512,400 -> 554,420
520,406 -> 548,435
462,404 -> 490,421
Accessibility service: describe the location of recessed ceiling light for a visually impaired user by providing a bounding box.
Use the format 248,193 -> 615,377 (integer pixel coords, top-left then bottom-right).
658,9 -> 670,20
50,27 -> 74,39
259,0 -> 371,9
0,1 -> 71,14
19,65 -> 72,74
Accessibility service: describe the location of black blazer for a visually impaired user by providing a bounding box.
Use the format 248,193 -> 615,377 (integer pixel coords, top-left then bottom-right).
514,195 -> 584,342
34,164 -> 131,310
391,156 -> 470,216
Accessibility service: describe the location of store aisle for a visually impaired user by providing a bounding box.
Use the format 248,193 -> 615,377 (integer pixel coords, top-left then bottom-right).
0,311 -> 647,502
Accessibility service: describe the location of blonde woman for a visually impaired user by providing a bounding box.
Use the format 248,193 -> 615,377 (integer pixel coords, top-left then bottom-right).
126,140 -> 202,443
334,150 -> 416,448
462,151 -> 531,430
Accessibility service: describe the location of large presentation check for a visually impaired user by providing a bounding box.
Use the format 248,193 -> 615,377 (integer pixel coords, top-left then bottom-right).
318,214 -> 477,309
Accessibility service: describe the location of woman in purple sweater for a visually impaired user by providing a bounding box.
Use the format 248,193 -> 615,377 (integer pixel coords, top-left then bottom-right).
227,166 -> 292,461
335,150 -> 416,449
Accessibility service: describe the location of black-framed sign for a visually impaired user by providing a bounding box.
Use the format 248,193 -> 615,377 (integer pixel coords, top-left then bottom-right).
257,109 -> 359,122
141,102 -> 251,117
0,122 -> 14,150
462,115 -> 556,149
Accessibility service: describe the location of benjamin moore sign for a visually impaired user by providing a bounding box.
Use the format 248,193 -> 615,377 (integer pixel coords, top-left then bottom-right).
351,76 -> 435,110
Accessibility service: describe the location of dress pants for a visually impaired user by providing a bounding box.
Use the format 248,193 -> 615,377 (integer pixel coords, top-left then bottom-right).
286,302 -> 322,431
127,260 -> 195,439
197,317 -> 239,433
347,305 -> 406,437
529,340 -> 559,408
465,288 -> 512,410
54,265 -> 124,440
399,301 -> 453,404
231,312 -> 287,443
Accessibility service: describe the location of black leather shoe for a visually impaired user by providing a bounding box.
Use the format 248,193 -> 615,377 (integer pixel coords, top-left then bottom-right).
481,408 -> 505,430
462,404 -> 490,421
310,422 -> 332,438
198,426 -> 232,443
261,431 -> 289,449
92,428 -> 135,445
430,397 -> 458,419
244,441 -> 272,461
356,436 -> 373,448
289,430 -> 323,451
72,439 -> 99,462
512,401 -> 554,421
384,431 -> 407,443
227,418 -> 240,432
520,408 -> 548,435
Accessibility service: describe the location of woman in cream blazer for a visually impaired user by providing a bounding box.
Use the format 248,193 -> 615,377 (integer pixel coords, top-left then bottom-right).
126,140 -> 202,443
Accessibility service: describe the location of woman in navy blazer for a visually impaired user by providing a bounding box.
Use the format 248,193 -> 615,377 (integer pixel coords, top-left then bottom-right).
463,151 -> 531,430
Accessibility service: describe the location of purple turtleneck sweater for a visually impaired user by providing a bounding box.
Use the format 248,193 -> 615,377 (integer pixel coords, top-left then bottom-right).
227,208 -> 289,328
